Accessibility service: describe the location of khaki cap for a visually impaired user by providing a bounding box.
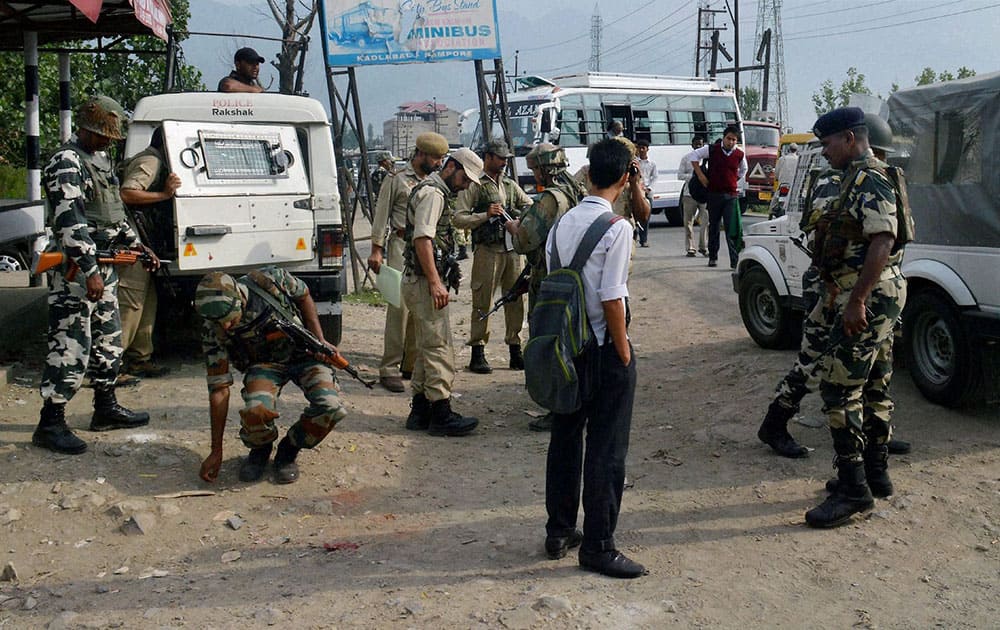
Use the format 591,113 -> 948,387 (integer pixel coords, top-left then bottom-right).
415,132 -> 449,157
448,147 -> 483,184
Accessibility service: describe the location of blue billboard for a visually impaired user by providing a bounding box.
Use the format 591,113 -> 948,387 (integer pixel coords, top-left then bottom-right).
319,0 -> 501,67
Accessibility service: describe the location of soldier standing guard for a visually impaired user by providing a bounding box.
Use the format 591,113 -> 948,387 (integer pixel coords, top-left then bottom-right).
402,148 -> 484,436
805,107 -> 913,528
368,133 -> 448,393
453,139 -> 533,374
34,96 -> 156,455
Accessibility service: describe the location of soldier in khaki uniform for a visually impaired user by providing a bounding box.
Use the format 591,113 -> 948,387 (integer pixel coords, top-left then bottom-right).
454,139 -> 533,373
574,137 -> 650,232
368,133 -> 448,392
118,127 -> 180,379
402,148 -> 484,437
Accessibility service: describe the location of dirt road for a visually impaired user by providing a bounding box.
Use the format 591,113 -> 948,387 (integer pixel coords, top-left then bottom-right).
1,222 -> 997,629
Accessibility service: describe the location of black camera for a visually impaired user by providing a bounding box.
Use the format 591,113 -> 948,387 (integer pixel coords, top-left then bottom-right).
629,164 -> 639,177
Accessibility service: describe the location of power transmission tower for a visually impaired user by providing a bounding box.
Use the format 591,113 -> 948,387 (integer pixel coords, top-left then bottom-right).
590,4 -> 602,72
695,1 -> 727,77
751,0 -> 788,125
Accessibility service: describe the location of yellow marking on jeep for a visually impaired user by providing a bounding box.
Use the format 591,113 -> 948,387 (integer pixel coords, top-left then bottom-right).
296,238 -> 307,250
184,243 -> 198,256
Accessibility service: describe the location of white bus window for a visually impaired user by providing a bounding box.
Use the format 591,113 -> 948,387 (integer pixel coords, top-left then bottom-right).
558,108 -> 585,147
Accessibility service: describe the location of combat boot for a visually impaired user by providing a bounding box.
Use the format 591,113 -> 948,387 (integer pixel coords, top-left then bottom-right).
756,401 -> 808,458
405,393 -> 430,431
90,387 -> 150,431
509,344 -> 524,370
825,444 -> 894,498
32,401 -> 87,455
428,398 -> 478,437
456,245 -> 469,261
468,345 -> 492,374
239,444 -> 272,482
806,455 -> 874,528
272,436 -> 301,484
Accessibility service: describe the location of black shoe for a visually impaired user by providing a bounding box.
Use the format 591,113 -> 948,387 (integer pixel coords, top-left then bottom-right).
272,437 -> 300,485
405,393 -> 431,431
757,402 -> 808,458
468,345 -> 492,374
861,444 -> 893,498
528,412 -> 554,432
456,245 -> 468,261
90,387 -> 150,431
239,445 -> 273,483
806,456 -> 874,528
887,438 -> 911,455
33,403 -> 87,454
428,399 -> 478,437
545,530 -> 583,559
578,549 -> 647,579
708,259 -> 718,267
698,248 -> 708,256
686,251 -> 696,257
509,345 -> 524,370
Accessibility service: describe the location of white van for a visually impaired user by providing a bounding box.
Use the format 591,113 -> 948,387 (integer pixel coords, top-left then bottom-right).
126,93 -> 346,343
734,72 -> 1000,406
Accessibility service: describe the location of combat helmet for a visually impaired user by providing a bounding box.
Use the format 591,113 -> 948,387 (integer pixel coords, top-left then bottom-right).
525,142 -> 568,170
77,95 -> 127,140
864,113 -> 894,154
194,272 -> 244,326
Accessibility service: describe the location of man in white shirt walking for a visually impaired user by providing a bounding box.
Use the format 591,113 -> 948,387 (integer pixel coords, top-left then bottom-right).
677,135 -> 709,256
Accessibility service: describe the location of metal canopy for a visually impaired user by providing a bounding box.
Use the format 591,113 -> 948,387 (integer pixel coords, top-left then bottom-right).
0,0 -> 171,50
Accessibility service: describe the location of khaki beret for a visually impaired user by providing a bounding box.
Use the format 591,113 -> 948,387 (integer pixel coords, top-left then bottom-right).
415,132 -> 449,157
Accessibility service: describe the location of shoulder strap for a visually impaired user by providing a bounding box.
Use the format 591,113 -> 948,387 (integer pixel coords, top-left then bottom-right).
551,211 -> 619,273
241,272 -> 301,324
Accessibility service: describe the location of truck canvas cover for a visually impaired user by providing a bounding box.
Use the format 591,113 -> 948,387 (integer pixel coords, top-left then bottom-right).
887,71 -> 1000,248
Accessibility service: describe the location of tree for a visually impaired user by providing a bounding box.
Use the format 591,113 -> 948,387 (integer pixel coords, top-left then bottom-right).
0,0 -> 203,168
267,0 -> 319,95
738,86 -> 760,117
811,67 -> 872,115
915,66 -> 976,85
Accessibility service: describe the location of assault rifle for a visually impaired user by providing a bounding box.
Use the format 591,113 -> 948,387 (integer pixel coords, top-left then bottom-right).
32,248 -> 167,281
269,318 -> 376,389
478,265 -> 530,320
790,234 -> 813,258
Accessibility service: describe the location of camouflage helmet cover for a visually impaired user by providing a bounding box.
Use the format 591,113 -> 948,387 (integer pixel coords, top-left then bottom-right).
525,142 -> 568,169
194,272 -> 243,325
863,113 -> 895,154
77,95 -> 127,140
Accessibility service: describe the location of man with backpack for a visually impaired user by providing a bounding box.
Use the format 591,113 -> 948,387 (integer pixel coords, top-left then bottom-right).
688,125 -> 747,268
536,139 -> 645,579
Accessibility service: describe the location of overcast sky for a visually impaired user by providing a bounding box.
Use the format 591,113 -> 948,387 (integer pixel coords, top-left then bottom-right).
190,0 -> 1000,135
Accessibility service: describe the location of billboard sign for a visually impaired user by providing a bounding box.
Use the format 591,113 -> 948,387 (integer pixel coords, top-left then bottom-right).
319,0 -> 501,67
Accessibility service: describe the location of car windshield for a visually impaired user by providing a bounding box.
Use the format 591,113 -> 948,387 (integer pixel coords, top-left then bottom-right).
744,125 -> 780,147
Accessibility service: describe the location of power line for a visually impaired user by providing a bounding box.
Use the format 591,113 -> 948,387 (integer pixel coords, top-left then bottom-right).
518,0 -> 659,53
785,0 -> 995,40
601,8 -> 695,64
784,0 -> 898,19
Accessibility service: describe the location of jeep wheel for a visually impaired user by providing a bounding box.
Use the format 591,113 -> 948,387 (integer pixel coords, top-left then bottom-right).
320,312 -> 342,347
903,289 -> 981,407
739,266 -> 797,349
0,249 -> 27,273
665,207 -> 683,227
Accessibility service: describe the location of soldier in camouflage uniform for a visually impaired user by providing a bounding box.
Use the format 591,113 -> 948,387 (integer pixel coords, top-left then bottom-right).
505,143 -> 587,432
804,107 -> 912,528
402,148 -> 484,437
369,151 -> 397,203
454,139 -> 533,374
33,96 -> 155,455
368,134 -> 447,393
194,267 -> 348,484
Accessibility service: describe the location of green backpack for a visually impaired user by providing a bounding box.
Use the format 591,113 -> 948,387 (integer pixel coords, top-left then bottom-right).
524,211 -> 620,414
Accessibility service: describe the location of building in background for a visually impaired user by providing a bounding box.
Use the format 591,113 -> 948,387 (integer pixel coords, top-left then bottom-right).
384,101 -> 461,156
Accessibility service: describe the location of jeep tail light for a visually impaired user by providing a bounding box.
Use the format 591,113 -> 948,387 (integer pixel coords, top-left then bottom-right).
779,184 -> 790,196
317,225 -> 344,268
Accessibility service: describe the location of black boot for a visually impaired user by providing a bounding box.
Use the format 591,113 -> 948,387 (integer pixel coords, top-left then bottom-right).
90,387 -> 150,431
468,345 -> 492,374
456,245 -> 468,261
239,444 -> 272,482
825,444 -> 895,498
806,456 -> 874,528
886,438 -> 911,454
428,398 -> 478,437
272,436 -> 301,484
757,401 -> 808,458
509,345 -> 524,370
405,393 -> 431,431
32,401 -> 87,455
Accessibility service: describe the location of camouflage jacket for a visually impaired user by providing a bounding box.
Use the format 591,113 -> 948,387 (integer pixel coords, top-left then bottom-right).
799,168 -> 844,244
42,141 -> 140,279
201,266 -> 308,390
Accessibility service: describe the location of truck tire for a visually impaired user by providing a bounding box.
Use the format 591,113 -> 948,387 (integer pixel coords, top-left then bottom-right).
903,289 -> 981,407
665,207 -> 683,227
0,248 -> 27,273
739,266 -> 797,349
320,312 -> 342,347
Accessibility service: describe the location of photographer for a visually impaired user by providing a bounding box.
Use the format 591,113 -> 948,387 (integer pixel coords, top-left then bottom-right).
453,139 -> 533,374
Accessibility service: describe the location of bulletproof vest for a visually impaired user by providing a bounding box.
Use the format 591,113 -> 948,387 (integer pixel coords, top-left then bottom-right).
57,142 -> 127,228
223,271 -> 302,370
471,175 -> 520,246
403,175 -> 456,275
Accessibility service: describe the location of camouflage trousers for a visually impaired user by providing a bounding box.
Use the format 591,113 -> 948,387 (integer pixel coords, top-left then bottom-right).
239,361 -> 347,450
40,264 -> 123,404
772,266 -> 824,411
816,270 -> 906,455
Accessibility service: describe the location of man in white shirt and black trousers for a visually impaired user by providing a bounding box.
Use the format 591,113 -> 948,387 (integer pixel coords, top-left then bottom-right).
542,138 -> 646,579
